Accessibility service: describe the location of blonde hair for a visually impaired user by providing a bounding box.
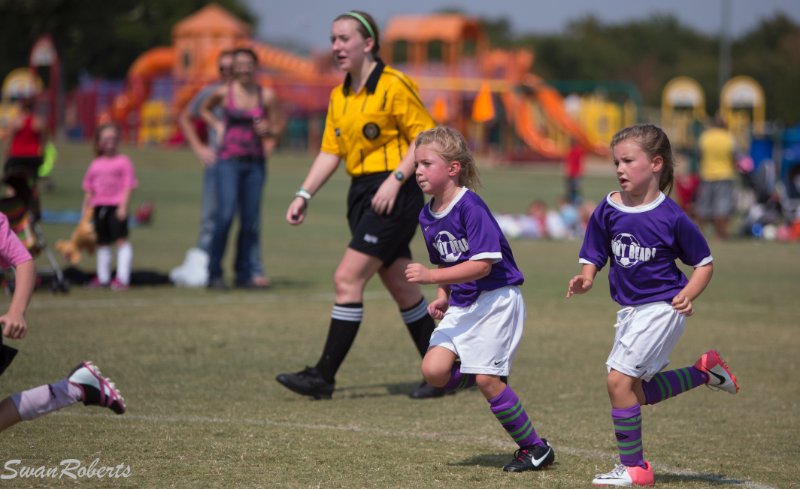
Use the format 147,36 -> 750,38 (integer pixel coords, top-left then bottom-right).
610,124 -> 675,195
414,126 -> 481,190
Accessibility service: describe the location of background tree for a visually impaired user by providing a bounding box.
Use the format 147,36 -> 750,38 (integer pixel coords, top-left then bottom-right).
0,0 -> 256,90
486,13 -> 799,123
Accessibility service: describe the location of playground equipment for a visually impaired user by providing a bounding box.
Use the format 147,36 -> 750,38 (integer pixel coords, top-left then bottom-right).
720,75 -> 766,152
111,4 -> 329,144
108,7 -> 633,158
382,14 -> 621,158
661,76 -> 707,153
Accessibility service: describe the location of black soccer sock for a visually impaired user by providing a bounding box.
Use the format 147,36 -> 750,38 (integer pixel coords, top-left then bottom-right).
314,303 -> 363,383
401,298 -> 436,358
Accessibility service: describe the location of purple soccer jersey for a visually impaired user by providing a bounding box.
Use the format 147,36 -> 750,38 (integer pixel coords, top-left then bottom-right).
419,188 -> 524,307
579,192 -> 712,306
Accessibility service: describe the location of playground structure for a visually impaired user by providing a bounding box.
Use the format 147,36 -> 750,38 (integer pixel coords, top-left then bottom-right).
661,74 -> 800,236
380,14 -> 626,159
107,4 -> 332,145
101,6 -> 636,159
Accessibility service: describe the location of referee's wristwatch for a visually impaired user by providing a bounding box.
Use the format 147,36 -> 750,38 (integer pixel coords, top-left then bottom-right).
393,170 -> 405,182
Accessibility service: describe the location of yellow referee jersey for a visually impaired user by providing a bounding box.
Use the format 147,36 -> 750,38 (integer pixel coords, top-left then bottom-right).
320,61 -> 435,177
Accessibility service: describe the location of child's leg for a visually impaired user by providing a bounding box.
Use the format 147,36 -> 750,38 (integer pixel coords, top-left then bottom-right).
594,371 -> 654,486
0,397 -> 22,432
480,375 -> 555,472
8,379 -> 83,424
420,346 -> 457,388
116,239 -> 132,285
97,245 -> 112,284
641,350 -> 740,404
480,376 -> 544,449
1,362 -> 126,432
641,366 -> 708,405
606,370 -> 647,469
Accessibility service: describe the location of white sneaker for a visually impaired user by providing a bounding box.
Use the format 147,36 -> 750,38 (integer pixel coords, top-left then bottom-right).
694,350 -> 740,394
68,361 -> 126,415
592,462 -> 654,486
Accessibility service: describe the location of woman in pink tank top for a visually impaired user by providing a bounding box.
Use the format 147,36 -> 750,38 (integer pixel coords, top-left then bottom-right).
200,47 -> 283,289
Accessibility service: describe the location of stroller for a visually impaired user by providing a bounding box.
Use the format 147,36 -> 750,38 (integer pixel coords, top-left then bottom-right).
0,171 -> 69,293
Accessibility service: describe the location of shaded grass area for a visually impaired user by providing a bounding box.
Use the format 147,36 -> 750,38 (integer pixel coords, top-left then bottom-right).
0,143 -> 797,488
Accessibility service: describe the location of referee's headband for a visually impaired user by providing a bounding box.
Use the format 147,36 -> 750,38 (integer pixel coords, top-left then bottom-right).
344,11 -> 375,39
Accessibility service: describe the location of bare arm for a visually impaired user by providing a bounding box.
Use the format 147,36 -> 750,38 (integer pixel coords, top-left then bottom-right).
116,187 -> 132,221
427,283 -> 451,320
672,263 -> 713,316
286,151 -> 341,225
178,104 -> 214,166
566,263 -> 598,297
371,140 -> 419,216
257,87 -> 283,157
1,260 -> 35,340
199,87 -> 225,146
405,259 -> 492,286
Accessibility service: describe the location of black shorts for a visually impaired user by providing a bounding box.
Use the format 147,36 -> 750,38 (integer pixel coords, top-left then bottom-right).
5,156 -> 42,179
0,334 -> 17,377
93,205 -> 129,245
347,172 -> 423,267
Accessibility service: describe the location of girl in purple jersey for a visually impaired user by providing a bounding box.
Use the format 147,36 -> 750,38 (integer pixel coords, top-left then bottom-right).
405,127 -> 554,473
566,124 -> 739,487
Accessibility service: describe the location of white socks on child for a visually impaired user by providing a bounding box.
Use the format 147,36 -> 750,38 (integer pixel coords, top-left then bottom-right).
97,242 -> 133,285
97,246 -> 112,284
117,241 -> 132,285
10,379 -> 83,421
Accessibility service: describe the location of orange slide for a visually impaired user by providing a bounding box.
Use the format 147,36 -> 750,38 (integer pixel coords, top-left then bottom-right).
503,75 -> 607,159
502,90 -> 563,159
112,47 -> 175,123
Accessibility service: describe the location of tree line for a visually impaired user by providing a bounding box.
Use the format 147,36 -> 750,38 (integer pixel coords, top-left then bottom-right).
482,12 -> 800,124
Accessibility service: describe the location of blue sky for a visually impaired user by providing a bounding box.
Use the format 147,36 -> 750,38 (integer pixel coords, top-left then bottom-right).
247,0 -> 800,49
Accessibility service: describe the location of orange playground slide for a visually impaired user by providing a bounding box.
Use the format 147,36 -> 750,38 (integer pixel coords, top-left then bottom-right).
502,75 -> 608,159
112,47 -> 175,122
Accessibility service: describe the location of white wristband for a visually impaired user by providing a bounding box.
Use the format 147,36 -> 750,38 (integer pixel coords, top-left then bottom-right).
295,188 -> 312,201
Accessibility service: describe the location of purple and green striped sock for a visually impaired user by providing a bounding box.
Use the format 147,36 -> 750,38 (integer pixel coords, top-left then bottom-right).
443,363 -> 475,392
612,404 -> 646,468
489,385 -> 543,449
642,366 -> 708,405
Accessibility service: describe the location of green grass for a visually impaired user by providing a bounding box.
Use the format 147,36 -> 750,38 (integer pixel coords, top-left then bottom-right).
0,143 -> 797,488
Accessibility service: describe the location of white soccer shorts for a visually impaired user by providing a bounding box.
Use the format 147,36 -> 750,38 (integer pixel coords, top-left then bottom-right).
606,301 -> 686,381
429,286 -> 525,376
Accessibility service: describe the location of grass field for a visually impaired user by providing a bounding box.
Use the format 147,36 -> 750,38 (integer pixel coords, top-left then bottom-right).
0,142 -> 798,488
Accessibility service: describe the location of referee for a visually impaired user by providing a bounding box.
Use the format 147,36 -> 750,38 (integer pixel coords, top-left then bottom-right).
277,11 -> 443,400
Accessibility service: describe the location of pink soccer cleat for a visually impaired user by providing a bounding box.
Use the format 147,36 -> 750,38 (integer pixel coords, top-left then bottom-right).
695,350 -> 739,394
592,462 -> 654,486
68,361 -> 126,414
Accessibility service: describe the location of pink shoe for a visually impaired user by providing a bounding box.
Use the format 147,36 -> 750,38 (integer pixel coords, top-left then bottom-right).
68,361 -> 126,414
110,278 -> 130,291
592,461 -> 654,486
86,277 -> 108,289
695,350 -> 740,394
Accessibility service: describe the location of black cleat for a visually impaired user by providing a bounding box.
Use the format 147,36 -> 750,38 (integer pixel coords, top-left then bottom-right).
503,439 -> 555,472
408,381 -> 447,399
276,367 -> 334,400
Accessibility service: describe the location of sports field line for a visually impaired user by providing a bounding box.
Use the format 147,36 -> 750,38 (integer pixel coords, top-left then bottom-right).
55,411 -> 776,489
28,291 -> 390,310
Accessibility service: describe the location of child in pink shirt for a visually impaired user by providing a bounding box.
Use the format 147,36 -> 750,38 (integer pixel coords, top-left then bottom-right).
0,212 -> 125,432
82,123 -> 138,290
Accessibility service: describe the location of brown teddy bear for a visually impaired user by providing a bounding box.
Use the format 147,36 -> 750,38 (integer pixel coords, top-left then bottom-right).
55,208 -> 96,265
